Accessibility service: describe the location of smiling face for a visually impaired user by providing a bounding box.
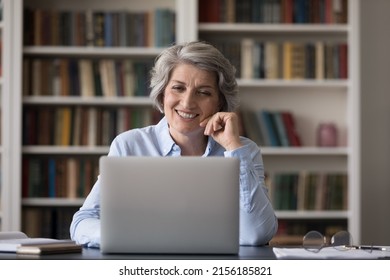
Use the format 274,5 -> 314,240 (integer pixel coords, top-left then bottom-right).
163,63 -> 221,141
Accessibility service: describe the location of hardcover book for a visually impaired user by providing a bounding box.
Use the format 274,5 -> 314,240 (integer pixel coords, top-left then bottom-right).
0,231 -> 81,255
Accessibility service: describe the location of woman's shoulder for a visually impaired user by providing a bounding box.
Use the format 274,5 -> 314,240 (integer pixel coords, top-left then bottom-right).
117,117 -> 166,141
108,124 -> 161,156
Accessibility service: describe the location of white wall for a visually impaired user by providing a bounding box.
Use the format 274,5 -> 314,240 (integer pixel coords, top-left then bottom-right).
360,0 -> 390,244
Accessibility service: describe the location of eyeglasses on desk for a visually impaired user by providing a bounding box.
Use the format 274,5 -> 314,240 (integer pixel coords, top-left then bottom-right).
303,230 -> 389,253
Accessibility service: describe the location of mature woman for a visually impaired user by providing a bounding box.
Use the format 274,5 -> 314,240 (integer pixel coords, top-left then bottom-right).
70,41 -> 278,247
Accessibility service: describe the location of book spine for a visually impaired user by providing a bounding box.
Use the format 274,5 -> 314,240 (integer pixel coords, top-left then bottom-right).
260,110 -> 281,147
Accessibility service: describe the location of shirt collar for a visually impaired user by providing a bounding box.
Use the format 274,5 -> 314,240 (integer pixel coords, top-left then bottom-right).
155,116 -> 216,157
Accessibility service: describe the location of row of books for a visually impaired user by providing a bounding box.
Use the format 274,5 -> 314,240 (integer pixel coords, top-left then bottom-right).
22,156 -> 99,199
268,172 -> 348,211
23,58 -> 154,97
241,109 -> 302,147
272,219 -> 347,245
24,8 -> 175,47
214,39 -> 348,80
22,207 -> 77,239
23,106 -> 162,146
199,0 -> 348,24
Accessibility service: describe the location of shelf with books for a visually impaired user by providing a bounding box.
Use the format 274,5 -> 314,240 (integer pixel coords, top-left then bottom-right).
21,153 -> 100,205
22,56 -> 156,97
22,103 -> 158,145
270,216 -> 349,246
22,204 -> 79,238
21,41 -> 164,153
23,2 -> 176,48
268,171 -> 348,211
12,0 -> 198,238
200,38 -> 348,80
22,105 -> 162,147
239,88 -> 348,148
198,0 -> 359,244
198,0 -> 348,25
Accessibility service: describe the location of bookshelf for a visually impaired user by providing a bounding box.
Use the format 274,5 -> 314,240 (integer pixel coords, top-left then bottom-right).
197,0 -> 360,245
4,0 -> 360,243
8,0 -> 197,238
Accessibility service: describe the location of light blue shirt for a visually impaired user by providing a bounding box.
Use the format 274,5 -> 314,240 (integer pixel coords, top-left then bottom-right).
70,117 -> 278,247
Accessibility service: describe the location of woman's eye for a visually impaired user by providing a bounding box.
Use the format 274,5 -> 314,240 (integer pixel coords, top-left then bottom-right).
198,91 -> 211,96
172,85 -> 184,92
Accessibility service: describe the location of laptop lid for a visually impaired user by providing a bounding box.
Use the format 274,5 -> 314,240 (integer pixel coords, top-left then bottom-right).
99,156 -> 239,254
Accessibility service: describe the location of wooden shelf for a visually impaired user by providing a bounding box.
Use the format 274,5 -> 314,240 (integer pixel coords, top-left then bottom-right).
23,46 -> 164,57
22,146 -> 109,155
22,198 -> 85,207
275,210 -> 349,219
237,79 -> 348,88
198,23 -> 349,34
23,96 -> 153,106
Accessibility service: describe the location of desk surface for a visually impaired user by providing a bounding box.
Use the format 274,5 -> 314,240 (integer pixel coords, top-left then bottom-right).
0,246 -> 276,260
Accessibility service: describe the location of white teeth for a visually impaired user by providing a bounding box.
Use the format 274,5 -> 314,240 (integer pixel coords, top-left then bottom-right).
177,111 -> 196,119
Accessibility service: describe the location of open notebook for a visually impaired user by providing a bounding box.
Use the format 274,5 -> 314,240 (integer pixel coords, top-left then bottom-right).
99,156 -> 240,254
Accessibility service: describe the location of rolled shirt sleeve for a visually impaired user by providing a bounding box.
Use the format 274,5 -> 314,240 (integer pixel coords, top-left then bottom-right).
225,139 -> 278,245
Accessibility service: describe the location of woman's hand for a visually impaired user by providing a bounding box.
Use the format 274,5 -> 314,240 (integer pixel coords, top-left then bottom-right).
200,112 -> 242,151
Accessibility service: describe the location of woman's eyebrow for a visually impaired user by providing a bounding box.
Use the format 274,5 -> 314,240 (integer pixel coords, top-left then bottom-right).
170,80 -> 215,89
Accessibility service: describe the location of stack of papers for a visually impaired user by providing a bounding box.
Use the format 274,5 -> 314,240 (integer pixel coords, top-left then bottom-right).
273,246 -> 390,259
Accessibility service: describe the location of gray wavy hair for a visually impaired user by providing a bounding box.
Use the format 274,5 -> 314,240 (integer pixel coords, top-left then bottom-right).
149,41 -> 239,113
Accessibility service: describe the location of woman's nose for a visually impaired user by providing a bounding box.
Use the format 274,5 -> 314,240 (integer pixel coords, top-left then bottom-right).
181,91 -> 196,108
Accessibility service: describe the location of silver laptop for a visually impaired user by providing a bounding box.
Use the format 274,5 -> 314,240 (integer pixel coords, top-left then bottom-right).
99,156 -> 240,254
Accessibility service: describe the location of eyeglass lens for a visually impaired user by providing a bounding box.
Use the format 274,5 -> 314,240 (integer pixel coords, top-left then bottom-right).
303,231 -> 326,252
331,230 -> 353,247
